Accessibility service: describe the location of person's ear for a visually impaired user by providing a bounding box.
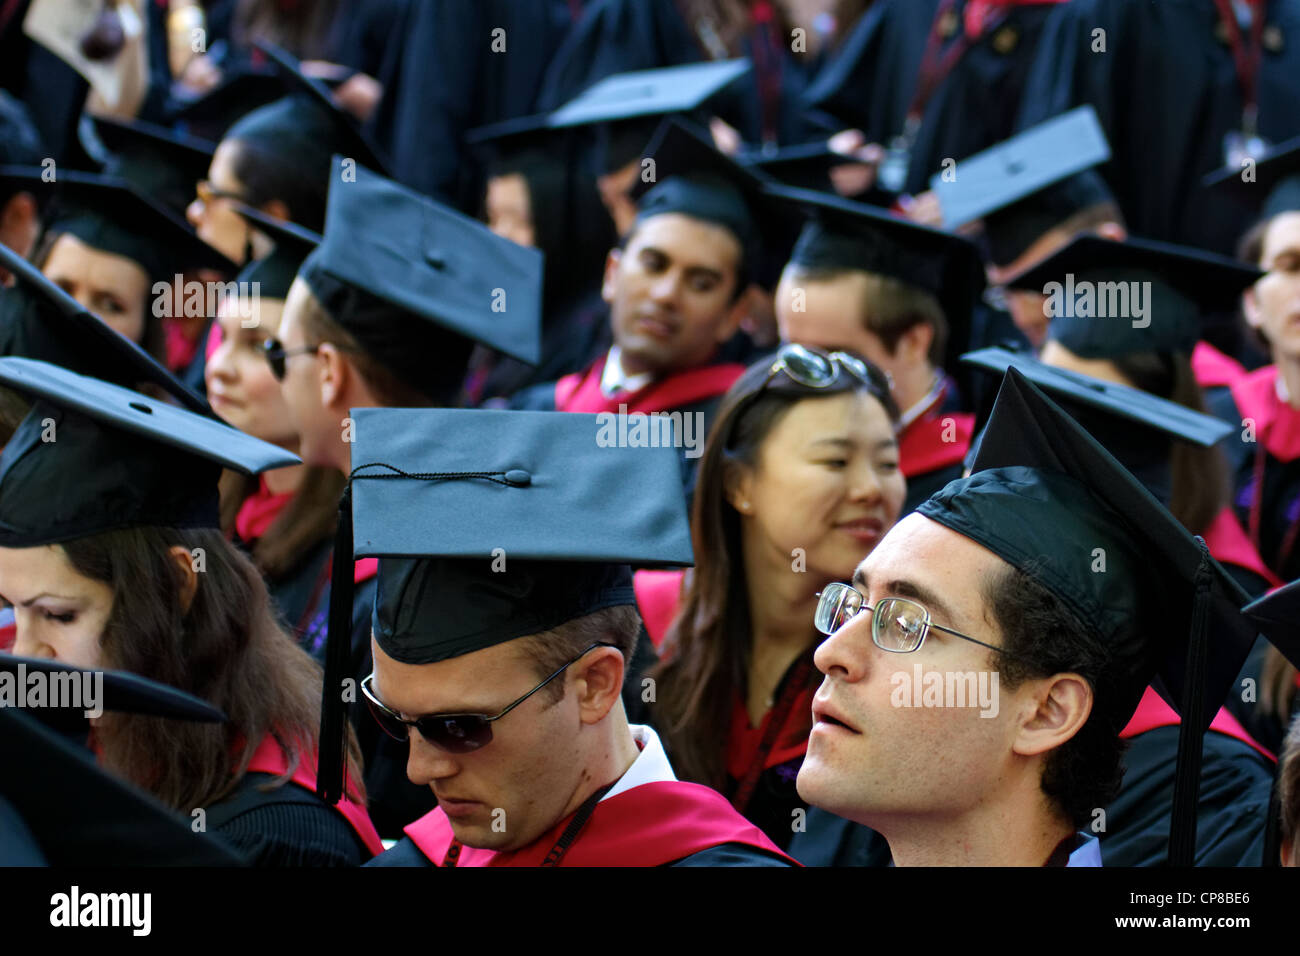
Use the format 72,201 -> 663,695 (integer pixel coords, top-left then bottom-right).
1242,286 -> 1264,331
166,545 -> 200,614
722,460 -> 756,517
1094,221 -> 1127,242
715,282 -> 755,344
0,192 -> 40,257
258,198 -> 291,223
897,321 -> 935,366
1010,672 -> 1093,759
573,646 -> 627,724
600,247 -> 623,305
316,342 -> 349,412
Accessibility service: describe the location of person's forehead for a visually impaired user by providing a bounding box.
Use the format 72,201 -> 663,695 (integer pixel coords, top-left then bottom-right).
45,234 -> 148,289
371,636 -> 532,714
627,212 -> 741,268
855,513 -> 1004,602
1263,211 -> 1300,261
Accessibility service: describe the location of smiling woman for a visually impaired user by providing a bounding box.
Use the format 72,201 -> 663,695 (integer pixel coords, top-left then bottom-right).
646,345 -> 904,851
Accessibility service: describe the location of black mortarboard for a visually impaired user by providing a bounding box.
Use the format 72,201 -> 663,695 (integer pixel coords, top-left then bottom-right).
767,182 -> 985,368
34,170 -> 237,281
0,357 -> 297,546
315,407 -> 694,801
252,39 -> 389,175
1004,235 -> 1263,358
932,106 -> 1112,267
1242,581 -> 1300,670
741,142 -> 858,193
0,706 -> 244,865
961,346 -> 1232,505
629,117 -> 790,287
0,91 -> 44,168
0,240 -> 210,412
0,653 -> 226,727
87,115 -> 216,216
231,203 -> 319,301
917,368 -> 1258,865
468,59 -> 752,176
168,66 -> 287,141
1202,134 -> 1300,220
299,158 -> 542,398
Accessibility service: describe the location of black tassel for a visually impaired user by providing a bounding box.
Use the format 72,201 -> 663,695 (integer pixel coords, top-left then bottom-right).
1168,539 -> 1213,866
317,485 -> 354,804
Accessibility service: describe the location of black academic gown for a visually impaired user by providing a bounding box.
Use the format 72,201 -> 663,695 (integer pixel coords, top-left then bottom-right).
1015,0 -> 1300,254
0,0 -> 89,166
804,0 -> 1060,197
369,0 -> 576,207
366,835 -> 788,867
1101,724 -> 1274,867
204,771 -> 371,867
538,0 -> 825,147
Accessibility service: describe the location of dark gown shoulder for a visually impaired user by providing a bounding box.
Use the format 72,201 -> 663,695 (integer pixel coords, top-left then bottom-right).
787,807 -> 892,867
668,842 -> 794,867
204,772 -> 369,867
364,835 -> 432,868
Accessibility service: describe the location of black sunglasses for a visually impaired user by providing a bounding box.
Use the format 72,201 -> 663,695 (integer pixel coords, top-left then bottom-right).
261,336 -> 320,380
361,642 -> 617,753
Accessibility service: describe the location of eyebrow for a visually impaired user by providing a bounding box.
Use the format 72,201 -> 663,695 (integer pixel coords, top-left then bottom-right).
639,245 -> 726,283
851,571 -> 964,631
810,436 -> 898,452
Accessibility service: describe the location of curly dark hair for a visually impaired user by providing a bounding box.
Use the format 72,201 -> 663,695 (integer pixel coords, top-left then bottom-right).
981,560 -> 1129,829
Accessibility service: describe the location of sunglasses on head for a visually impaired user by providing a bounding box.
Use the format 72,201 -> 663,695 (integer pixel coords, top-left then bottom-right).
360,642 -> 617,753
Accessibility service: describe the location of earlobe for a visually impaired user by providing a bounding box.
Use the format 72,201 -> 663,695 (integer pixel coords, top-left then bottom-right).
1242,288 -> 1263,329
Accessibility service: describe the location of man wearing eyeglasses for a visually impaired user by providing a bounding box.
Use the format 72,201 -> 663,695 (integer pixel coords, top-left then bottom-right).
796,368 -> 1265,866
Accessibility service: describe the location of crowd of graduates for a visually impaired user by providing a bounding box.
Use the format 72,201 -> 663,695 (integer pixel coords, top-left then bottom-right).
2,0 -> 1300,870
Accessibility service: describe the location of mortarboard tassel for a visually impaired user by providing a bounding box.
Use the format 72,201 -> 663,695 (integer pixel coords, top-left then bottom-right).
1168,540 -> 1214,866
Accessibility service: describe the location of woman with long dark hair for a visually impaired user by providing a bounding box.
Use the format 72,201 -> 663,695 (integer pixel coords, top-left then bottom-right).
646,344 -> 905,849
0,359 -> 380,865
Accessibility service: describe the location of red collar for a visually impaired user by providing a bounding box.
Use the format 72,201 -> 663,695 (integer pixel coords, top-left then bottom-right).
555,354 -> 746,415
234,476 -> 293,543
1119,687 -> 1275,762
1230,365 -> 1300,460
404,780 -> 794,866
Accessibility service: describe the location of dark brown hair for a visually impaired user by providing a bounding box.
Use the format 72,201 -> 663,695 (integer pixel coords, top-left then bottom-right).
1279,712 -> 1300,863
649,350 -> 899,787
65,526 -> 364,812
983,561 -> 1127,829
784,263 -> 949,366
1113,350 -> 1229,536
218,465 -> 343,579
515,605 -> 643,706
232,0 -> 342,61
295,283 -> 436,409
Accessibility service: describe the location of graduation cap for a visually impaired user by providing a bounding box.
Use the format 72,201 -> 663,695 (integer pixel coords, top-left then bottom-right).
168,66 -> 288,141
765,182 -> 986,366
468,59 -> 751,175
0,240 -> 210,413
1202,135 -> 1300,220
961,346 -> 1233,505
1004,234 -> 1263,359
931,106 -> 1113,267
0,357 -> 297,547
31,169 -> 237,281
0,706 -> 245,865
628,117 -> 791,288
251,39 -> 389,175
299,158 -> 542,398
230,203 -> 320,301
315,407 -> 694,801
740,142 -> 858,193
0,652 -> 226,729
917,367 -> 1258,865
0,91 -> 44,168
86,114 -> 216,216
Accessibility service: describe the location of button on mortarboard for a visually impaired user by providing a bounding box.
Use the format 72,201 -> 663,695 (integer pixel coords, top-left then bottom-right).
0,357 -> 298,547
1002,234 -> 1263,358
0,239 -> 210,413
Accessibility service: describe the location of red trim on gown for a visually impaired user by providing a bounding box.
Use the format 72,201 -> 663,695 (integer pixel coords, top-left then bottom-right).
1230,365 -> 1300,460
403,780 -> 795,866
633,569 -> 686,650
1191,340 -> 1247,389
245,733 -> 385,856
1202,506 -> 1283,588
554,353 -> 746,414
899,411 -> 974,477
1119,686 -> 1275,762
726,684 -> 816,777
234,477 -> 293,543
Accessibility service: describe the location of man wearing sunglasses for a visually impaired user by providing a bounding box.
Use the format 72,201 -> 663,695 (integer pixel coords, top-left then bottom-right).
796,369 -> 1263,866
350,409 -> 794,867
